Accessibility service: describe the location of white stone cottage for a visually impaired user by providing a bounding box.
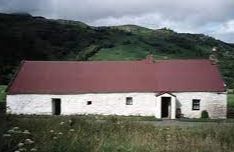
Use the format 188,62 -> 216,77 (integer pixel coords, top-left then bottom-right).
6,57 -> 227,119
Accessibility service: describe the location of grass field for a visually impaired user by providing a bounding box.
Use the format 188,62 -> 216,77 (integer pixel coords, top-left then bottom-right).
0,85 -> 6,102
1,116 -> 234,152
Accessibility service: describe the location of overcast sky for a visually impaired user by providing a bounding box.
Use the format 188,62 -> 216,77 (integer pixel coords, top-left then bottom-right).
0,0 -> 234,43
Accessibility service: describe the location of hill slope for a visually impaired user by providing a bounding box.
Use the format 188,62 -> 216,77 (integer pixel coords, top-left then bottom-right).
0,13 -> 234,87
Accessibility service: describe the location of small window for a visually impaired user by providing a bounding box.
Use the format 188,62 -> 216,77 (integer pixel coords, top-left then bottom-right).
192,99 -> 200,110
87,101 -> 92,105
126,97 -> 133,105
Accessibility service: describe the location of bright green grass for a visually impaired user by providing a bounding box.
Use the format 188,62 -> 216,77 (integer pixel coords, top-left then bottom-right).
0,85 -> 6,102
90,45 -> 149,61
1,116 -> 234,152
89,44 -> 182,61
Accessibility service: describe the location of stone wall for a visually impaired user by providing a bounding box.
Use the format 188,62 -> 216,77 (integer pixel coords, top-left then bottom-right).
175,92 -> 227,119
7,93 -> 156,116
7,92 -> 227,119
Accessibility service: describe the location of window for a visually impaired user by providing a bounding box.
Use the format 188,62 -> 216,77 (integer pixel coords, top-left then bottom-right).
126,97 -> 133,105
87,101 -> 92,105
192,99 -> 200,110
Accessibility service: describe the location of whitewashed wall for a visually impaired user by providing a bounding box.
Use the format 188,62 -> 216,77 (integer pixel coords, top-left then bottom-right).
6,92 -> 227,119
174,92 -> 227,119
6,93 -> 157,116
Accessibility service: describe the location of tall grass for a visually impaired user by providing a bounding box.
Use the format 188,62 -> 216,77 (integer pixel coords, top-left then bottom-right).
1,115 -> 234,152
228,93 -> 234,108
0,85 -> 7,102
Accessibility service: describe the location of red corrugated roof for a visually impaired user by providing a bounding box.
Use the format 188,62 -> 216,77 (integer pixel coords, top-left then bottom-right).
8,59 -> 225,94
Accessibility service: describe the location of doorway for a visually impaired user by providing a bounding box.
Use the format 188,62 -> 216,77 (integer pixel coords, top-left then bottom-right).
161,97 -> 171,118
52,98 -> 61,115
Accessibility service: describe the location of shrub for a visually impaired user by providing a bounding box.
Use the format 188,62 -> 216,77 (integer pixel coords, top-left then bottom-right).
201,110 -> 209,119
101,41 -> 114,48
176,108 -> 182,118
122,40 -> 131,45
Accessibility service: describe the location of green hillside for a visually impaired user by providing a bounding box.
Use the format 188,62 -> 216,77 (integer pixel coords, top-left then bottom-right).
0,13 -> 234,87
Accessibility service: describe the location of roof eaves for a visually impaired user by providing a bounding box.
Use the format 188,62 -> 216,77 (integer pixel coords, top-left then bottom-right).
155,92 -> 177,97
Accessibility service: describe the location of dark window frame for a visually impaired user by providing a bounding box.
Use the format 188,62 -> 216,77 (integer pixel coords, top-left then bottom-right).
126,97 -> 133,105
192,99 -> 200,110
87,101 -> 92,105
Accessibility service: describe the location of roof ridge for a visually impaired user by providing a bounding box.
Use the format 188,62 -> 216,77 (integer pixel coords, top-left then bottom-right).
23,59 -> 210,63
24,60 -> 143,63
